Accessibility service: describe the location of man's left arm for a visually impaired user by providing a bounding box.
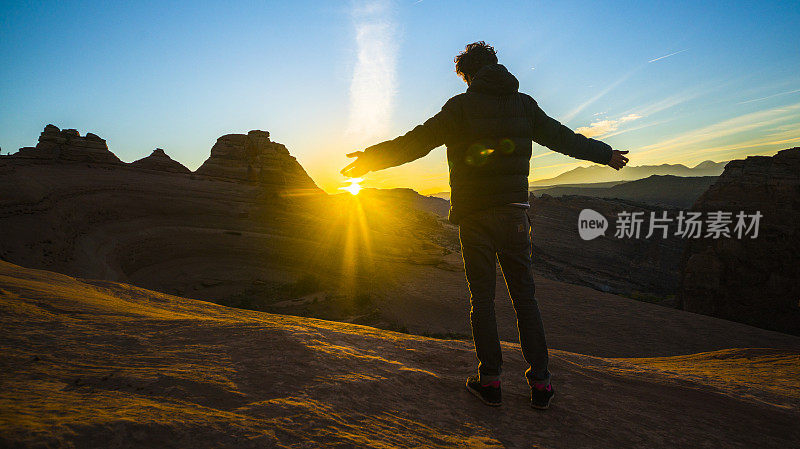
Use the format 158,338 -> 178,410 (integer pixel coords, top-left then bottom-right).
341,98 -> 461,177
525,95 -> 629,170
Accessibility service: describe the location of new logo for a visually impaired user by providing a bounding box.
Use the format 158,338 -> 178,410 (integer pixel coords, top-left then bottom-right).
578,209 -> 608,240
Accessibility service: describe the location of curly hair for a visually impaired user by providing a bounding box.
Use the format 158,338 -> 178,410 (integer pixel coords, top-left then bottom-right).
454,41 -> 498,83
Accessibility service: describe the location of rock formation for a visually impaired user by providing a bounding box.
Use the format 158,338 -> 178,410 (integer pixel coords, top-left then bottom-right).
0,126 -> 452,329
14,124 -> 122,164
130,148 -> 191,174
679,148 -> 800,335
195,130 -> 319,193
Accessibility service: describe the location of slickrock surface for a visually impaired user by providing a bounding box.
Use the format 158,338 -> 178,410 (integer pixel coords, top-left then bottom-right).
1,261 -> 798,448
680,148 -> 800,335
130,148 -> 191,173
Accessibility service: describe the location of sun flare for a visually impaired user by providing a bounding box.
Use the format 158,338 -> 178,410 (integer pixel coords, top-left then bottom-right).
339,178 -> 364,195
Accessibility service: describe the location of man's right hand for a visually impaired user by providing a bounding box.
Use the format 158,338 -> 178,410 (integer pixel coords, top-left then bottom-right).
609,150 -> 629,170
340,151 -> 371,178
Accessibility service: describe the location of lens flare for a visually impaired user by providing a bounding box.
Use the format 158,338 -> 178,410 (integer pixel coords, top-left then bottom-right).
339,178 -> 364,195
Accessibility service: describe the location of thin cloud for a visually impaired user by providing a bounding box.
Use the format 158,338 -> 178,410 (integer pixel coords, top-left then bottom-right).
575,113 -> 642,138
561,69 -> 639,123
600,118 -> 673,139
636,101 -> 800,159
737,88 -> 800,105
347,1 -> 398,140
627,89 -> 700,117
531,151 -> 555,159
648,49 -> 688,63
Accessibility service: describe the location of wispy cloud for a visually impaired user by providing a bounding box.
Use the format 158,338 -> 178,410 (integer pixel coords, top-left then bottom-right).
561,70 -> 637,123
648,49 -> 688,63
737,88 -> 800,105
666,122 -> 800,161
636,101 -> 800,160
627,89 -> 701,117
531,151 -> 555,159
575,113 -> 642,138
561,49 -> 689,124
346,1 -> 398,140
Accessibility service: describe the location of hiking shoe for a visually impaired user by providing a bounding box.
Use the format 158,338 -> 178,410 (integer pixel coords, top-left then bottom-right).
466,375 -> 501,406
531,382 -> 554,410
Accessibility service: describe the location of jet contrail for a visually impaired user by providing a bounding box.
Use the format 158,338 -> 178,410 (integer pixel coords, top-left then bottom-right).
648,49 -> 688,63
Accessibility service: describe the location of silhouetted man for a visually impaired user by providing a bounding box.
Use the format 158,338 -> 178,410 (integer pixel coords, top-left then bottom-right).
342,41 -> 629,409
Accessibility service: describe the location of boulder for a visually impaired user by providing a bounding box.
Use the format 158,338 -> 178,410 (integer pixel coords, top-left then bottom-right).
679,148 -> 800,335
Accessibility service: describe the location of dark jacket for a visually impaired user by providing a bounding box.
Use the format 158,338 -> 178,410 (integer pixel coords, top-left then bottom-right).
359,63 -> 613,223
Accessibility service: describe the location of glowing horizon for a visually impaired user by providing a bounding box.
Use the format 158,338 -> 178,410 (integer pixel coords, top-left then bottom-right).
339,178 -> 364,195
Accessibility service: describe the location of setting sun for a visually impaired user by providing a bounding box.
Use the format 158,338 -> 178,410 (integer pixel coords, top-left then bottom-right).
339,177 -> 364,195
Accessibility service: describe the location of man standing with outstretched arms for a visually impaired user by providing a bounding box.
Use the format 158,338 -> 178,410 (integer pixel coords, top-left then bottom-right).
342,41 -> 629,409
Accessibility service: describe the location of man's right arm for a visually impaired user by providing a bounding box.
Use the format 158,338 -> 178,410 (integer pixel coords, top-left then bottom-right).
525,96 -> 613,165
341,96 -> 462,177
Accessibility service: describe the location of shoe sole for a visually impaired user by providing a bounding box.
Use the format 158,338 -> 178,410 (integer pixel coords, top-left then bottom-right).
531,392 -> 554,410
465,382 -> 501,407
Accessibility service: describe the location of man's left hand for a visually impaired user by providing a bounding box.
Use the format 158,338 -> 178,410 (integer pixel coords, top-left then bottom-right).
609,150 -> 629,170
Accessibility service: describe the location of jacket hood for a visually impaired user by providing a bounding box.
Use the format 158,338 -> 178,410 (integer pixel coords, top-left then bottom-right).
467,64 -> 519,95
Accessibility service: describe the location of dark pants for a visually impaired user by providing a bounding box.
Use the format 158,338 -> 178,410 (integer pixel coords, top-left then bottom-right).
459,205 -> 550,386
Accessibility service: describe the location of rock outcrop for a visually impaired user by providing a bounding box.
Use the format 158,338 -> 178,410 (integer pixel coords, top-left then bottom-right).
679,148 -> 800,335
14,124 -> 121,164
195,130 -> 319,193
130,148 -> 191,173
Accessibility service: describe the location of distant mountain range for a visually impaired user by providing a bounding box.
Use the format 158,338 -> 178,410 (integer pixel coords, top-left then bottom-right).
428,161 -> 728,200
531,175 -> 719,209
529,160 -> 728,187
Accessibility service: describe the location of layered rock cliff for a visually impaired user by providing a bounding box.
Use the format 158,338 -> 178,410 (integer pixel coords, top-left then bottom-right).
679,148 -> 800,335
130,148 -> 190,173
14,124 -> 122,164
195,130 -> 319,193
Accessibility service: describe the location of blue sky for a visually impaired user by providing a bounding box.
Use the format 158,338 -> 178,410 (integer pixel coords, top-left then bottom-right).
1,0 -> 798,193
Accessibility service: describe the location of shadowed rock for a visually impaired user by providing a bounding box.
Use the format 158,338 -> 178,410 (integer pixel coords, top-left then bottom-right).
527,194 -> 684,297
680,148 -> 800,335
13,124 -> 122,164
130,148 -> 191,174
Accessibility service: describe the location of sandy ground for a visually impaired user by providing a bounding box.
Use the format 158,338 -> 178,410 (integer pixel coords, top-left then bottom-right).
1,261 -> 798,448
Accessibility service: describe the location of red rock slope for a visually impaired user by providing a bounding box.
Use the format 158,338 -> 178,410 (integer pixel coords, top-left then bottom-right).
1,261 -> 798,448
